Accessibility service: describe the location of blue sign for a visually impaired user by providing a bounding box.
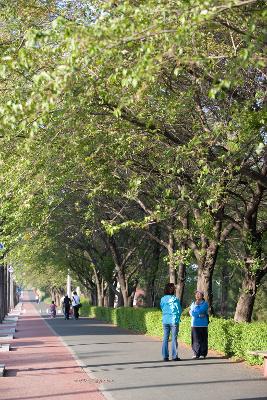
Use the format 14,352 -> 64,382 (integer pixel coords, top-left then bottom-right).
0,243 -> 4,250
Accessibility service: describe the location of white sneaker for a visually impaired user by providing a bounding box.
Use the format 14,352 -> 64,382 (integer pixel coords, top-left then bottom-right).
192,356 -> 198,359
199,356 -> 206,359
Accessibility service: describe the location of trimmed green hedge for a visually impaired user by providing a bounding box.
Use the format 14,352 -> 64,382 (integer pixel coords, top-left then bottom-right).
80,303 -> 267,365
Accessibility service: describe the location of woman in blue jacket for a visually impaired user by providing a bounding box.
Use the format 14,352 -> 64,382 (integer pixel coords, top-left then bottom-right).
189,290 -> 209,359
160,283 -> 182,361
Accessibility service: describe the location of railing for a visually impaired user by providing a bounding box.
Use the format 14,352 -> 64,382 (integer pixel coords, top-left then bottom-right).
0,265 -> 19,323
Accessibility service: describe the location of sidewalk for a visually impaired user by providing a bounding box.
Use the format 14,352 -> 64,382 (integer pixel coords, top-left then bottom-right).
42,298 -> 267,400
1,291 -> 267,400
0,293 -> 105,400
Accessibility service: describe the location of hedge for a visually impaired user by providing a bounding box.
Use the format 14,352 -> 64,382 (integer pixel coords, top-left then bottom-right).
80,302 -> 267,365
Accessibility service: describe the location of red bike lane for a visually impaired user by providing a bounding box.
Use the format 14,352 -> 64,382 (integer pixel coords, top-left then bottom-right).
0,296 -> 106,400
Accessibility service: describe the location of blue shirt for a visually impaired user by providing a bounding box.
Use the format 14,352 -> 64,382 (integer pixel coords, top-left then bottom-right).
190,300 -> 209,327
160,295 -> 182,325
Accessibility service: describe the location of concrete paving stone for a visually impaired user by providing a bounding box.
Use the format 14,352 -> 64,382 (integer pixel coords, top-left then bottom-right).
3,317 -> 18,322
2,322 -> 17,327
0,328 -> 16,334
0,335 -> 13,340
0,344 -> 10,351
1,322 -> 17,325
0,365 -> 5,377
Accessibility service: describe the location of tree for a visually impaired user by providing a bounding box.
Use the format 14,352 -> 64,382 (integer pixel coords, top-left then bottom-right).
0,0 -> 266,320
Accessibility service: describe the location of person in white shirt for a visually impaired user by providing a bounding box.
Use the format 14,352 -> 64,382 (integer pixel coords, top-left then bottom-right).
72,291 -> 80,320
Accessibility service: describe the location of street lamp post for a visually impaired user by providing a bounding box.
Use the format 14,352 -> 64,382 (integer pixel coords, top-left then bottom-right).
67,270 -> 71,298
8,266 -> 14,309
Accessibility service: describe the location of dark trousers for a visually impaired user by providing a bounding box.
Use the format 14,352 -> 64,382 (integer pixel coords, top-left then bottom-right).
73,305 -> 79,319
64,306 -> 70,319
191,327 -> 208,357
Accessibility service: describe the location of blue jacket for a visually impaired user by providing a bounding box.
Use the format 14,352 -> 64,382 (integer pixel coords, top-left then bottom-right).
160,295 -> 182,325
190,300 -> 209,327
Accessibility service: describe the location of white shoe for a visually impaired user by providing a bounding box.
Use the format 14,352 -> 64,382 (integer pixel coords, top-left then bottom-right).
192,356 -> 199,359
199,356 -> 206,359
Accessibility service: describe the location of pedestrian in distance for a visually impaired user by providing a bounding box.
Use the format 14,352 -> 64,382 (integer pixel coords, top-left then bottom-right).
160,282 -> 182,362
189,290 -> 209,359
63,295 -> 71,320
72,291 -> 80,320
49,301 -> 57,319
60,295 -> 65,314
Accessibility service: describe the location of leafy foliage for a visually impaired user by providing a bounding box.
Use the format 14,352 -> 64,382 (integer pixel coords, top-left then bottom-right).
0,0 -> 266,319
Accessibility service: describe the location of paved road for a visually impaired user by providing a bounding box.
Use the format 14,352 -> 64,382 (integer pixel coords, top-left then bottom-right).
36,297 -> 267,400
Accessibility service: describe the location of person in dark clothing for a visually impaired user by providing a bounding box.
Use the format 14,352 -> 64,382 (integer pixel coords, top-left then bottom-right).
63,295 -> 71,320
189,290 -> 209,359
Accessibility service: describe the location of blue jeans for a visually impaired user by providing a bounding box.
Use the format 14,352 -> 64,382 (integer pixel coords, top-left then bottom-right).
162,324 -> 179,359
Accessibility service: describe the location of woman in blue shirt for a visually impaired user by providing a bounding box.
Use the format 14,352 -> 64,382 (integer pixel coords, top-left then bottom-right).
189,290 -> 209,359
160,283 -> 182,361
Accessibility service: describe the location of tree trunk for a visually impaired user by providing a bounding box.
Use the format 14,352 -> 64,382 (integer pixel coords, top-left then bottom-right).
127,278 -> 138,307
91,291 -> 97,306
234,269 -> 258,322
97,293 -> 104,307
144,280 -> 156,307
234,236 -> 267,322
113,266 -> 127,307
168,232 -> 176,284
55,292 -> 61,307
84,289 -> 92,305
234,179 -> 267,321
176,262 -> 186,303
197,267 -> 213,308
83,284 -> 97,305
93,267 -> 104,307
104,285 -> 115,307
143,227 -> 161,307
128,294 -> 134,307
116,288 -> 124,307
120,287 -> 129,306
50,289 -> 55,303
107,236 -> 133,307
234,293 -> 256,323
106,279 -> 117,307
220,263 -> 229,317
196,243 -> 219,315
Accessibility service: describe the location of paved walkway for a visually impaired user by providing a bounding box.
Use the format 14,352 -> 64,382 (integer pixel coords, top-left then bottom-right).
0,293 -> 105,400
1,291 -> 267,400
